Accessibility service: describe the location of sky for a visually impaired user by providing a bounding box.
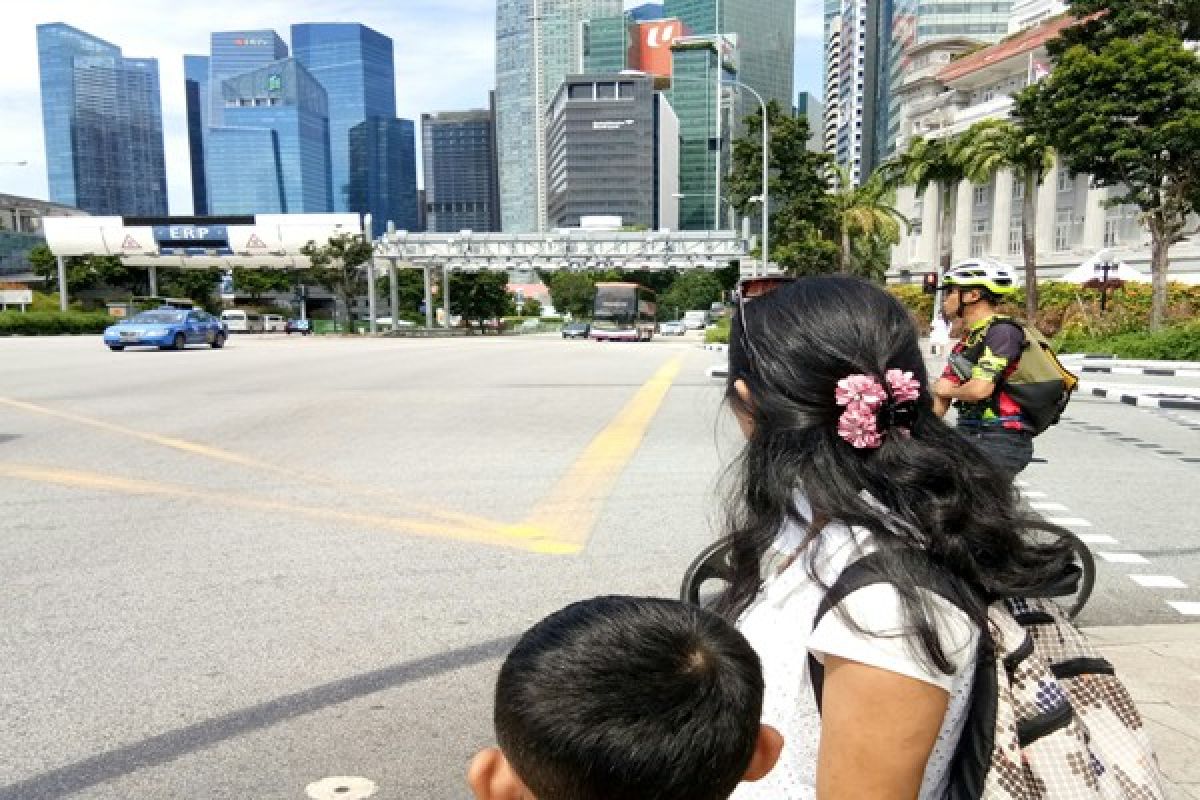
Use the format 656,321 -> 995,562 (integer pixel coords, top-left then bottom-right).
0,0 -> 824,215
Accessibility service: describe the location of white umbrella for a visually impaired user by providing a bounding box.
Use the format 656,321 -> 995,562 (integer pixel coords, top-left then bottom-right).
1058,249 -> 1150,284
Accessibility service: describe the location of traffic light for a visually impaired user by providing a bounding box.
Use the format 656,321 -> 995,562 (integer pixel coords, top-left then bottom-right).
922,272 -> 939,295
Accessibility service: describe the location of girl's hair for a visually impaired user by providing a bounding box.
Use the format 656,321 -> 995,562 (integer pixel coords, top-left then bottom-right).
717,275 -> 1073,673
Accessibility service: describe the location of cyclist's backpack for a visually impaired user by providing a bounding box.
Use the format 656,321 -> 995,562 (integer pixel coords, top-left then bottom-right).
964,316 -> 1079,435
809,552 -> 1165,800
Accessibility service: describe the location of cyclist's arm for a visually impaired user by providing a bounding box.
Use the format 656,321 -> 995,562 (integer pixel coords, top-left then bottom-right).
932,324 -> 1024,405
933,376 -> 996,403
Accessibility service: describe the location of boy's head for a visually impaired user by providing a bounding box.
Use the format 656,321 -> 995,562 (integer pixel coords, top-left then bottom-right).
469,595 -> 782,800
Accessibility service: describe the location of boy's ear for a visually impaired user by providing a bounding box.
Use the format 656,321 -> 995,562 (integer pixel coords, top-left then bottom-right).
742,724 -> 784,783
467,748 -> 533,800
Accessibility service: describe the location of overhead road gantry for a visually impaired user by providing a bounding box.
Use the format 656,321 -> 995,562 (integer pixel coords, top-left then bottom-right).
42,213 -> 747,331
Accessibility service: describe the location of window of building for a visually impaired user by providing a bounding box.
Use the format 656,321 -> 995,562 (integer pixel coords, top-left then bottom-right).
1057,169 -> 1072,193
973,184 -> 990,207
1054,209 -> 1071,251
970,219 -> 990,258
1012,180 -> 1024,201
1009,217 -> 1023,256
596,82 -> 617,99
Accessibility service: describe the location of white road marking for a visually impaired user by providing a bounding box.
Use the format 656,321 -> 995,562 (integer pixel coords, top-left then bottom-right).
1096,551 -> 1151,565
1014,479 -> 1030,488
1076,533 -> 1119,545
306,776 -> 377,800
1030,501 -> 1070,512
1130,575 -> 1188,589
1046,517 -> 1093,527
1020,490 -> 1047,499
1167,602 -> 1200,616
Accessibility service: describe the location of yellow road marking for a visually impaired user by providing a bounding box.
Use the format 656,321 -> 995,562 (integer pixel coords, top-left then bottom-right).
0,396 -> 504,536
517,357 -> 683,549
0,464 -> 572,553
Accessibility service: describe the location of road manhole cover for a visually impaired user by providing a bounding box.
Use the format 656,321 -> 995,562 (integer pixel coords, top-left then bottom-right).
305,776 -> 377,799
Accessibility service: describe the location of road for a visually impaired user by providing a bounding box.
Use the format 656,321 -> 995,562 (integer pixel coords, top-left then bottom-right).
0,333 -> 1196,798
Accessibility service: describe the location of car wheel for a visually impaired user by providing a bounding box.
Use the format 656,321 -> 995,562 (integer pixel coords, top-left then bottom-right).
108,345 -> 124,351
172,333 -> 186,351
211,332 -> 226,349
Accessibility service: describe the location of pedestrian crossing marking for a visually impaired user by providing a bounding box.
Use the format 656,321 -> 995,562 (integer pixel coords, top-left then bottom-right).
1130,575 -> 1187,589
1096,551 -> 1150,564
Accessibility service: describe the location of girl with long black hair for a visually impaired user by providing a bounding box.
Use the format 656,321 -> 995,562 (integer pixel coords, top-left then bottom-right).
719,275 -> 1075,800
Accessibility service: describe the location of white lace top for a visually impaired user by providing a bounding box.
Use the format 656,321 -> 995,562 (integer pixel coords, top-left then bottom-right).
731,497 -> 979,800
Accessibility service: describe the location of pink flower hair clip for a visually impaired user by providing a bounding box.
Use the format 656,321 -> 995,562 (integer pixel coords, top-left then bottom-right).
834,370 -> 922,449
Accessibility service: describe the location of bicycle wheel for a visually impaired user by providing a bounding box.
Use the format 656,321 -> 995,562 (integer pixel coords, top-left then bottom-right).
680,536 -> 735,607
1062,532 -> 1096,620
1022,517 -> 1096,620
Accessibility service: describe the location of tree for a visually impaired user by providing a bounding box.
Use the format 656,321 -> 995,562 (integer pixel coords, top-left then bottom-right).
1050,0 -> 1200,49
542,271 -> 598,319
728,102 -> 839,275
1016,31 -> 1200,329
28,244 -> 145,295
520,297 -> 542,317
440,271 -> 513,331
828,165 -> 907,276
300,233 -> 374,331
885,135 -> 967,278
160,269 -> 222,312
957,119 -> 1055,319
231,267 -> 293,302
374,268 -> 427,318
659,270 -> 722,320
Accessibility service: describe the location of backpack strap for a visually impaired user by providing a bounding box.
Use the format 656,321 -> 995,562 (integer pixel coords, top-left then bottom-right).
807,550 -> 979,713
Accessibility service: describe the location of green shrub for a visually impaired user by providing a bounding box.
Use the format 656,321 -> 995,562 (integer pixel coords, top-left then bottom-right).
706,316 -> 731,344
0,310 -> 114,336
888,285 -> 935,331
1056,319 -> 1200,360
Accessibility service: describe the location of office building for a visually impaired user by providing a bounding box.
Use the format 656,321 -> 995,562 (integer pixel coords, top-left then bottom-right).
545,73 -> 678,230
628,3 -> 665,21
292,24 -> 396,213
582,16 -> 633,73
494,0 -> 623,233
796,92 -> 825,153
36,23 -> 168,216
669,35 -> 736,230
348,117 -> 418,236
183,55 -> 210,215
421,110 -> 500,233
664,0 -> 795,111
207,31 -> 289,129
0,193 -> 87,279
206,59 -> 332,214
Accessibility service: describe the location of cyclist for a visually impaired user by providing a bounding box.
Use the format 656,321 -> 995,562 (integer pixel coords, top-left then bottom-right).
930,260 -> 1033,478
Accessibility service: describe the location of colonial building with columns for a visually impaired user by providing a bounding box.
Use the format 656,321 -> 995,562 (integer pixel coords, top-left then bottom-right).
888,12 -> 1200,285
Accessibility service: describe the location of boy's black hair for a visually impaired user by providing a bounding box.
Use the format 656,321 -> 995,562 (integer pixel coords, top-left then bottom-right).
494,595 -> 765,800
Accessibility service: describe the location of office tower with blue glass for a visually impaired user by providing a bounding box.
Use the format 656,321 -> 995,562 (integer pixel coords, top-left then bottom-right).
207,31 -> 289,128
349,117 -> 418,236
206,60 -> 333,214
183,55 -> 210,215
421,110 -> 500,233
36,23 -> 168,216
291,24 -> 396,215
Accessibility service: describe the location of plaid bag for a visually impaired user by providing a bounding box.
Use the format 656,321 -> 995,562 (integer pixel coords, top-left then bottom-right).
810,554 -> 1165,799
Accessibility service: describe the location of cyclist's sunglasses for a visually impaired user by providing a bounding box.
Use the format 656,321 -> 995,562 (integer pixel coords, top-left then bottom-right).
733,276 -> 795,363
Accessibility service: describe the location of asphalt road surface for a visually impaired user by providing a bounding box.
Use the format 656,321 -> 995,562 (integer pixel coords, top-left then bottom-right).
1,333 -> 1196,799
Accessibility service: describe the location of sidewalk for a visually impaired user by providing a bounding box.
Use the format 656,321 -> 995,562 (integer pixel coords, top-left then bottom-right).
1084,624 -> 1200,799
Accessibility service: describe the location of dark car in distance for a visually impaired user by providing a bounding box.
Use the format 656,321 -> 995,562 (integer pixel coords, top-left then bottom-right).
562,322 -> 590,339
286,319 -> 313,335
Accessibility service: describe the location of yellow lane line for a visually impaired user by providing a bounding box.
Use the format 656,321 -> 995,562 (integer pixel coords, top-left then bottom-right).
0,396 -> 505,536
0,464 -> 578,554
513,357 -> 683,552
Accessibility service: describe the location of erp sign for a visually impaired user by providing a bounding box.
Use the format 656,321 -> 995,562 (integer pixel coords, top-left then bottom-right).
154,224 -> 229,244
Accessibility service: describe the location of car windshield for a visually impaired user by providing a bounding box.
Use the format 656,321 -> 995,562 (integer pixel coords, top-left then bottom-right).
131,311 -> 184,324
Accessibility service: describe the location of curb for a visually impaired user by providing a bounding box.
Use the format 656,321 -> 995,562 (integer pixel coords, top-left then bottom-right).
1079,365 -> 1200,379
707,365 -> 729,379
1079,382 -> 1200,410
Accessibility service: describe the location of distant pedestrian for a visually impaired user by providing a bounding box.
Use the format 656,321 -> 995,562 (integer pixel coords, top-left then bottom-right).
468,595 -> 783,800
717,274 -> 1083,799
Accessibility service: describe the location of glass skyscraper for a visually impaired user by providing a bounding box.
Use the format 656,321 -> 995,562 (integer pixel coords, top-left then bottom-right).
292,24 -> 396,214
36,23 -> 168,216
668,37 -> 735,230
207,31 -> 289,129
184,55 -> 210,215
582,16 -> 633,73
348,118 -> 418,237
206,59 -> 332,214
494,0 -> 623,233
420,111 -> 500,233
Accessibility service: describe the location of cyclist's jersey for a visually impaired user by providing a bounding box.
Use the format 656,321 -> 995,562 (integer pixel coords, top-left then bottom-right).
941,315 -> 1033,433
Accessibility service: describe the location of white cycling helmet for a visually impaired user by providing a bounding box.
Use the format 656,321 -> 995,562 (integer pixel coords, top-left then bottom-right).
941,259 -> 1018,296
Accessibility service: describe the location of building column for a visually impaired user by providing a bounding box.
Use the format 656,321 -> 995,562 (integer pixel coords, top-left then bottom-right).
920,187 -> 939,268
953,181 -> 973,262
1036,158 -> 1058,255
1082,183 -> 1107,254
990,169 -> 1014,261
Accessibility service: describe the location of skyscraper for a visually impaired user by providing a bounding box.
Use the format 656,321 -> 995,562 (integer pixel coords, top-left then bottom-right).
291,24 -> 396,213
36,23 -> 168,216
207,31 -> 289,128
664,0 -> 796,111
494,0 -> 623,233
183,55 -> 210,215
348,118 -> 418,236
206,59 -> 332,214
421,110 -> 500,233
668,35 -> 736,230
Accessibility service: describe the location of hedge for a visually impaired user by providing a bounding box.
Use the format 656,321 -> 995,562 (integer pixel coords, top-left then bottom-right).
0,311 -> 114,335
705,316 -> 731,344
1056,319 -> 1200,361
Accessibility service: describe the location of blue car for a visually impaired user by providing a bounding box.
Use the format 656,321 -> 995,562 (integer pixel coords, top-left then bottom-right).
103,309 -> 227,351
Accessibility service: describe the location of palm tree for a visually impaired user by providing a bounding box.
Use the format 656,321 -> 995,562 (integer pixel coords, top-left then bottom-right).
883,135 -> 967,279
828,165 -> 909,276
958,119 -> 1054,319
